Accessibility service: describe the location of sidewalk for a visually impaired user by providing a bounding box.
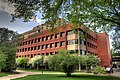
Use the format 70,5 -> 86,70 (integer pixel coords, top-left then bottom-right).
0,69 -> 120,80
111,68 -> 120,78
0,70 -> 64,80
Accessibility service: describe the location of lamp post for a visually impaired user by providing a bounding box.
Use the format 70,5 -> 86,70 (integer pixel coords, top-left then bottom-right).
41,54 -> 44,74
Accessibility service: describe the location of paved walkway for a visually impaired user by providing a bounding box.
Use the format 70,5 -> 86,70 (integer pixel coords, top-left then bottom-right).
111,68 -> 120,78
0,69 -> 120,80
0,70 -> 64,80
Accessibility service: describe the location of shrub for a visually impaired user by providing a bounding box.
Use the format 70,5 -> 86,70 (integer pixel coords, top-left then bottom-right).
48,50 -> 79,76
93,66 -> 106,74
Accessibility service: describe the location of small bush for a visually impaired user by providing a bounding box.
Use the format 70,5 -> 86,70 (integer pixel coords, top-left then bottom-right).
93,66 -> 106,74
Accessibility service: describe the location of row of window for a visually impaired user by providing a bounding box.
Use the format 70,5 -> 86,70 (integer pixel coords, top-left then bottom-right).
67,39 -> 86,45
17,41 -> 65,53
17,52 -> 57,58
87,33 -> 97,41
66,30 -> 97,42
87,42 -> 97,49
17,32 -> 65,46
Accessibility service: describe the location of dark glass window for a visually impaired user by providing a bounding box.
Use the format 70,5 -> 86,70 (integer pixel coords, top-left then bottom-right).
42,37 -> 45,41
38,38 -> 41,42
60,32 -> 65,37
67,39 -> 78,45
34,39 -> 37,43
55,42 -> 59,47
46,44 -> 49,49
34,46 -> 37,50
60,41 -> 64,46
46,36 -> 49,40
55,33 -> 59,38
42,45 -> 45,49
51,34 -> 54,39
38,45 -> 40,50
50,43 -> 54,48
31,47 -> 33,51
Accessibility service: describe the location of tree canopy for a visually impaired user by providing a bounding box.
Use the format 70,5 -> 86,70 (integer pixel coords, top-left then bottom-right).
8,0 -> 120,50
0,28 -> 18,72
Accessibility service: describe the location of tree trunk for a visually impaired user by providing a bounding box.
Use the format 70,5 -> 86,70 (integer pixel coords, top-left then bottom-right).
66,73 -> 71,77
78,29 -> 81,71
0,68 -> 1,72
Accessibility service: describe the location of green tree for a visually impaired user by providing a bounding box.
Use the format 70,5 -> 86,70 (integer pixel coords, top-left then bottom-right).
0,51 -> 7,72
0,42 -> 16,72
16,57 -> 29,69
83,54 -> 100,72
28,55 -> 44,69
48,50 -> 79,76
0,28 -> 18,72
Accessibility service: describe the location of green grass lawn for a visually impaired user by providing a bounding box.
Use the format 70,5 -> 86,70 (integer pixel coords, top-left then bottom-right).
12,74 -> 120,80
0,73 -> 9,77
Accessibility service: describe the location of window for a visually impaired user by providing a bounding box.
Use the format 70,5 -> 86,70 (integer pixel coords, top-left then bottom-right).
31,39 -> 34,44
34,39 -> 37,43
55,42 -> 59,47
42,37 -> 45,41
55,33 -> 59,38
25,41 -> 27,45
80,40 -> 85,45
46,36 -> 49,40
38,38 -> 41,42
67,30 -> 74,35
25,48 -> 27,52
46,44 -> 49,49
50,52 -> 54,55
60,41 -> 64,46
51,34 -> 54,39
38,29 -> 42,33
22,48 -> 24,52
67,39 -> 78,45
34,46 -> 37,50
42,45 -> 45,49
28,47 -> 30,51
20,49 -> 21,52
46,53 -> 49,56
80,50 -> 86,55
31,47 -> 33,51
60,32 -> 65,37
38,45 -> 40,50
50,43 -> 54,48
28,40 -> 30,44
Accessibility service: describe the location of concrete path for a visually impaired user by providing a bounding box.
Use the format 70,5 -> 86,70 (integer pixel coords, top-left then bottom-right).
111,68 -> 120,78
0,69 -> 120,80
0,70 -> 64,80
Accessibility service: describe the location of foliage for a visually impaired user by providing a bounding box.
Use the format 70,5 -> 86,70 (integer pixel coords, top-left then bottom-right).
28,55 -> 43,68
8,0 -> 120,50
0,42 -> 16,72
112,53 -> 120,56
93,66 -> 106,74
48,50 -> 79,76
81,54 -> 100,72
0,28 -> 18,72
16,57 -> 29,68
0,51 -> 7,69
0,28 -> 18,44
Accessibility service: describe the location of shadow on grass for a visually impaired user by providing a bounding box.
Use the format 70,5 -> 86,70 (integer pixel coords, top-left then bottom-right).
58,74 -> 119,80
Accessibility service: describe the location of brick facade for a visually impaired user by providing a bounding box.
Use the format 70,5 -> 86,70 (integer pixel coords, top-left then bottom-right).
16,23 -> 112,67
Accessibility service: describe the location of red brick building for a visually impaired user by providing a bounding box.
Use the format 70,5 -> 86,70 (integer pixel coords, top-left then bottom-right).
16,21 -> 111,67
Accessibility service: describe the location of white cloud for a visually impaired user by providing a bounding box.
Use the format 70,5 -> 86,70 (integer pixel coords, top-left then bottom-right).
35,16 -> 45,25
0,0 -> 15,14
